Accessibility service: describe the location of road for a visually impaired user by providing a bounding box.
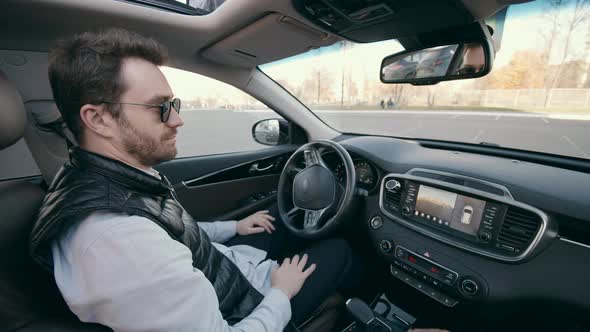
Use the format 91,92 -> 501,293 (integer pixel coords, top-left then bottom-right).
2,109 -> 588,181
176,109 -> 590,159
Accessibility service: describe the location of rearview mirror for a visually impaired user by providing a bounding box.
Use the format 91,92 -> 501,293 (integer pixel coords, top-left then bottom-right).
380,41 -> 492,85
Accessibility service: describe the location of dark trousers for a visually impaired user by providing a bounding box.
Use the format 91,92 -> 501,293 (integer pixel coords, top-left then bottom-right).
225,205 -> 364,326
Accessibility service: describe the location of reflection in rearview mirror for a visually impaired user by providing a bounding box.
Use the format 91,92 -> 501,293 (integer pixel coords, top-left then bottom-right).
381,42 -> 488,84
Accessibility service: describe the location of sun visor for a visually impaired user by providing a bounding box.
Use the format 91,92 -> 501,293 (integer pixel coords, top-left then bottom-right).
201,13 -> 338,68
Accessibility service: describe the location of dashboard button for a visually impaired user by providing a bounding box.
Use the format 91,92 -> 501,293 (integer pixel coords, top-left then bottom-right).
440,296 -> 458,307
430,278 -> 440,287
402,206 -> 411,215
460,279 -> 479,296
370,216 -> 383,229
380,240 -> 392,253
479,232 -> 492,243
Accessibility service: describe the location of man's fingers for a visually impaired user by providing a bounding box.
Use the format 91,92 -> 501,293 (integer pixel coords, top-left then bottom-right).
249,227 -> 266,234
256,210 -> 270,215
265,220 -> 276,231
298,254 -> 308,270
291,254 -> 300,266
282,257 -> 291,265
303,263 -> 316,278
256,220 -> 272,233
264,214 -> 276,222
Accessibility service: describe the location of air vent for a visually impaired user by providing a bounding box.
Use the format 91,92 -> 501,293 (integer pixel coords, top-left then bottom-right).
497,207 -> 541,252
382,179 -> 403,213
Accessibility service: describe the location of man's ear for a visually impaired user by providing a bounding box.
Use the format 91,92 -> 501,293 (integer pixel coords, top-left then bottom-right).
79,104 -> 117,139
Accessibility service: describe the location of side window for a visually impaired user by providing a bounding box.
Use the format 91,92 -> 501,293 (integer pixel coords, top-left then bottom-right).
0,139 -> 41,181
161,67 -> 284,158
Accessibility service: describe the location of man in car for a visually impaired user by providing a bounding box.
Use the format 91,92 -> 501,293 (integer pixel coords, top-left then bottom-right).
454,43 -> 485,76
29,28 -> 361,332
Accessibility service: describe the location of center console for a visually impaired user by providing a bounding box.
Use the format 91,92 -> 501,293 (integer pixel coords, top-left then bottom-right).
378,170 -> 547,261
370,169 -> 551,307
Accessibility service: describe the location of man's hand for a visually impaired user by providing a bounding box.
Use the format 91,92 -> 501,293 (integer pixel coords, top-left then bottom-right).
271,254 -> 316,299
236,210 -> 276,235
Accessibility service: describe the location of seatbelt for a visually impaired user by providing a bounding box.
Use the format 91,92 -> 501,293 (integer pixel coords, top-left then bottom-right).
30,101 -> 77,156
39,119 -> 76,150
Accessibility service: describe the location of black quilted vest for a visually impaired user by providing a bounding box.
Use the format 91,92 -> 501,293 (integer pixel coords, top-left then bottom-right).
29,147 -> 264,325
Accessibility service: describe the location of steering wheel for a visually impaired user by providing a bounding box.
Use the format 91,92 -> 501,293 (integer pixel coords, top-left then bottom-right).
277,140 -> 356,239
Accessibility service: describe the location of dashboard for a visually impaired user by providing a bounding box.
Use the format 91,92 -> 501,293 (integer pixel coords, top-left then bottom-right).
332,134 -> 590,327
321,151 -> 380,191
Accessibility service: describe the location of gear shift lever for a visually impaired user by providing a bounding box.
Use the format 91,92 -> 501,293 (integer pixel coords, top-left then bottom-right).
346,297 -> 411,332
346,298 -> 376,325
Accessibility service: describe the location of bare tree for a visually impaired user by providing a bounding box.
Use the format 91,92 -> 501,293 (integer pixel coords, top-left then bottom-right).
547,0 -> 590,94
392,84 -> 405,107
539,0 -> 563,86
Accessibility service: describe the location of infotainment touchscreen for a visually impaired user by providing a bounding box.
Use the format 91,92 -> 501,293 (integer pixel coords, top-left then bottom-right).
415,185 -> 486,236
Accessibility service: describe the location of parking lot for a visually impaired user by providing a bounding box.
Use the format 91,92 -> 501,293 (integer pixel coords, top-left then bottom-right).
176,109 -> 590,159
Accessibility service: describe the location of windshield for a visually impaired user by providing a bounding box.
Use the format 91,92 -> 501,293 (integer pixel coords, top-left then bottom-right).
260,1 -> 590,160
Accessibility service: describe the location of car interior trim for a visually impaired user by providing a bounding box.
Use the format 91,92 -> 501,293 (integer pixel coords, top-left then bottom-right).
406,168 -> 513,198
181,152 -> 289,187
558,236 -> 590,250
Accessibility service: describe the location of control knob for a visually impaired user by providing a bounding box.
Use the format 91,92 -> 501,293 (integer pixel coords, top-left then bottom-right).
380,240 -> 393,253
402,206 -> 411,215
385,179 -> 401,192
370,216 -> 383,229
460,279 -> 479,296
479,232 -> 492,243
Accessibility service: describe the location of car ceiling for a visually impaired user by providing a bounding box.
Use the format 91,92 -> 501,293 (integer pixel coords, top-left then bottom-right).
1,0 -> 529,74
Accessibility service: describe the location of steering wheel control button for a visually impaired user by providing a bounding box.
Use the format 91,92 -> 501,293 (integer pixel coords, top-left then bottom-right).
303,150 -> 318,166
385,179 -> 401,192
460,279 -> 479,296
370,216 -> 383,229
380,240 -> 393,253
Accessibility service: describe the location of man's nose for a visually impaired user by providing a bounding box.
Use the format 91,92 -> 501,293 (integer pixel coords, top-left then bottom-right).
166,108 -> 184,128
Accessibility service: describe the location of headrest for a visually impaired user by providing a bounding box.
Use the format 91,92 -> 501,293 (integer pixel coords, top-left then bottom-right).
30,101 -> 63,126
0,71 -> 26,150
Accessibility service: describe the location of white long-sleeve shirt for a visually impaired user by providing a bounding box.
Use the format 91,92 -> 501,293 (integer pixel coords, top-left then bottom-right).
51,211 -> 291,332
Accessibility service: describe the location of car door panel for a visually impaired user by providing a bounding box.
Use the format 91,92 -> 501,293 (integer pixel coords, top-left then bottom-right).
157,145 -> 299,184
175,174 -> 279,220
156,145 -> 298,220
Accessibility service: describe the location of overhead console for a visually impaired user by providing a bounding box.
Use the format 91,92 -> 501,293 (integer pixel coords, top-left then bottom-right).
293,0 -> 476,42
378,169 -> 551,262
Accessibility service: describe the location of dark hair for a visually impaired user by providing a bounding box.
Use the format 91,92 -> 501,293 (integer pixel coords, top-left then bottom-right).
48,28 -> 168,142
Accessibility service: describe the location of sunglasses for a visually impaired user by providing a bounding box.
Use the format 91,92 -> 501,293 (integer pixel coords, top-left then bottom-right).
100,98 -> 181,123
456,66 -> 480,75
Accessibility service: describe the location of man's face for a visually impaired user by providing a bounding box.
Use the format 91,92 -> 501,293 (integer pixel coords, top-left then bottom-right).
461,45 -> 485,73
113,57 -> 184,167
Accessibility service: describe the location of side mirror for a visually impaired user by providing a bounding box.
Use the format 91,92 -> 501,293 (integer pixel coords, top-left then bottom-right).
252,118 -> 289,146
380,40 -> 493,85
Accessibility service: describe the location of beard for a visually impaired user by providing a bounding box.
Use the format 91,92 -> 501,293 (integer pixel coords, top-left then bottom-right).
117,113 -> 177,167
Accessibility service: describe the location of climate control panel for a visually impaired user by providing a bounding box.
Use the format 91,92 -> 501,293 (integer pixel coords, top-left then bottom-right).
388,245 -> 486,306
